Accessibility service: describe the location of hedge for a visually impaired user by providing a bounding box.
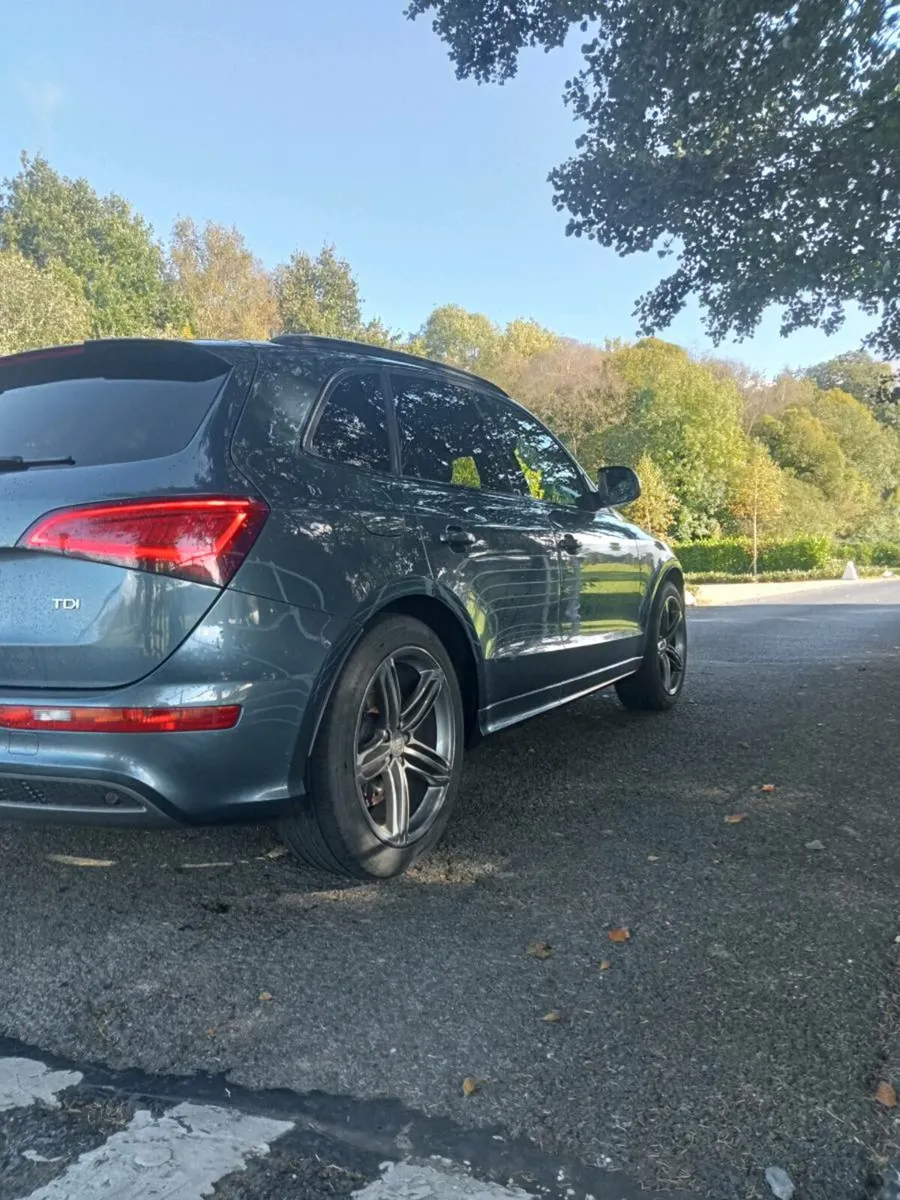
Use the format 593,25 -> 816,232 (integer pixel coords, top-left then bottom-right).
676,536 -> 900,575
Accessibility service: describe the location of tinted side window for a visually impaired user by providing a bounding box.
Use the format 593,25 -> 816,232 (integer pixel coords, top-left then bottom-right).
476,394 -> 586,507
310,372 -> 390,472
391,373 -> 502,491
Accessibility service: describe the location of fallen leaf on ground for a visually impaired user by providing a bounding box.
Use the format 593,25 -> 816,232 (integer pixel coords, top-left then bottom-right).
526,940 -> 552,959
258,991 -> 274,1002
206,1028 -> 217,1037
462,1076 -> 480,1097
761,784 -> 777,793
599,960 -> 611,972
263,846 -> 289,860
875,1081 -> 897,1108
724,813 -> 747,825
542,1010 -> 563,1023
739,741 -> 750,749
647,854 -> 660,862
804,839 -> 826,852
608,927 -> 631,943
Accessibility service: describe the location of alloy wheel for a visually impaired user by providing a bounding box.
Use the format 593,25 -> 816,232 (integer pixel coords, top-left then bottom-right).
656,593 -> 686,695
354,647 -> 456,846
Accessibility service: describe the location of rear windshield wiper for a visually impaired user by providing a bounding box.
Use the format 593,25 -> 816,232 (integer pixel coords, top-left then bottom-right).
0,456 -> 76,473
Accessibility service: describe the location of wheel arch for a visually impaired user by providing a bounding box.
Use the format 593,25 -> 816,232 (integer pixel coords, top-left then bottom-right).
287,589 -> 485,797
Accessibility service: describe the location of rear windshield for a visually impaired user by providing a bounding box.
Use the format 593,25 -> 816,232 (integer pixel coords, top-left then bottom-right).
0,341 -> 231,467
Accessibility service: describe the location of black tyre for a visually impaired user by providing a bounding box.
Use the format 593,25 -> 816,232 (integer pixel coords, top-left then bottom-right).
278,614 -> 465,879
615,580 -> 687,712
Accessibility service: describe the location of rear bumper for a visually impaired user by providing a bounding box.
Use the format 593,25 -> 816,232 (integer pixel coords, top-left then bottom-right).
0,592 -> 361,827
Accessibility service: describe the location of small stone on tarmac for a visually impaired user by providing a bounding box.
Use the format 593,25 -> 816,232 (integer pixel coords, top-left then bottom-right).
805,839 -> 826,851
765,1165 -> 795,1199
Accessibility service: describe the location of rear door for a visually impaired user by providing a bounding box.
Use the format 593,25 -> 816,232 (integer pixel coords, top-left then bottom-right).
0,340 -> 254,689
385,371 -> 564,722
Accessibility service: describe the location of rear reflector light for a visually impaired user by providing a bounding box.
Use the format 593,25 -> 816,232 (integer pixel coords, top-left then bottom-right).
0,705 -> 241,733
20,497 -> 268,586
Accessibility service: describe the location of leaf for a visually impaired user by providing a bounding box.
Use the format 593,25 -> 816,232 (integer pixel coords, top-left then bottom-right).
526,940 -> 552,959
264,846 -> 289,860
724,813 -> 747,824
608,927 -> 631,943
258,991 -> 274,1002
647,854 -> 660,862
875,1081 -> 897,1108
761,784 -> 777,792
599,959 -> 611,972
804,839 -> 826,851
462,1076 -> 480,1097
542,1010 -> 563,1023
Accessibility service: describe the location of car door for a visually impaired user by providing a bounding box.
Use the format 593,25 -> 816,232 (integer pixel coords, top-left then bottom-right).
479,397 -> 646,680
385,370 -> 566,725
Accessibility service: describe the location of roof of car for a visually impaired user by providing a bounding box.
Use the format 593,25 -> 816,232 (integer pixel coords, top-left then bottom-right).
262,334 -> 509,396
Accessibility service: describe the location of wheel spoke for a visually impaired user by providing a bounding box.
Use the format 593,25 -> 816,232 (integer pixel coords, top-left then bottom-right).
400,669 -> 443,733
403,738 -> 452,788
665,645 -> 684,674
661,598 -> 681,639
659,648 -> 672,692
376,657 -> 403,729
383,758 -> 411,842
356,732 -> 391,782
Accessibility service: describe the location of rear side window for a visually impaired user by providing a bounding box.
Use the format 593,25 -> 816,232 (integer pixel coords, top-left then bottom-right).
391,373 -> 502,491
0,342 -> 230,467
309,372 -> 390,472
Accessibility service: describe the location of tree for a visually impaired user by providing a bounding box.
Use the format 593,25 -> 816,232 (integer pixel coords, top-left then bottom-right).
626,452 -> 677,540
804,350 -> 898,430
409,2 -> 900,354
728,442 -> 785,576
0,248 -> 91,356
495,339 -> 626,471
169,218 -> 277,340
274,245 -> 364,339
418,304 -> 501,370
600,339 -> 748,540
0,153 -> 180,336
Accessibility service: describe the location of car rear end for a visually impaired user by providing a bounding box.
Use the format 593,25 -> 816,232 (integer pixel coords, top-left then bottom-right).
0,339 -> 335,825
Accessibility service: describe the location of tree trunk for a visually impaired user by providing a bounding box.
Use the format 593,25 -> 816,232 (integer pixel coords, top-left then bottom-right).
752,508 -> 758,578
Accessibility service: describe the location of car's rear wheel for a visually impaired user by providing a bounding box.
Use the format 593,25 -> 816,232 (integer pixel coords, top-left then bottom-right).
279,614 -> 465,879
615,580 -> 687,711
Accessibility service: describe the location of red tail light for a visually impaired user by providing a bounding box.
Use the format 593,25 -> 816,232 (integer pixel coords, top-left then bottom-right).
0,705 -> 241,733
21,497 -> 269,586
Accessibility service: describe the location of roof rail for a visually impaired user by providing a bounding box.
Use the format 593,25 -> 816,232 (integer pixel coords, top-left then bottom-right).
268,333 -> 507,395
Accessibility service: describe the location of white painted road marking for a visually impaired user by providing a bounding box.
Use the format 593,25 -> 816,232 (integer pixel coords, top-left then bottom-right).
18,1101 -> 293,1199
1,1055 -> 542,1200
0,1057 -> 83,1112
353,1162 -> 537,1200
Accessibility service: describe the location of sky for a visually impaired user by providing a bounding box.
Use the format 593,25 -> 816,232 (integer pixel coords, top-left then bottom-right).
0,0 -> 878,375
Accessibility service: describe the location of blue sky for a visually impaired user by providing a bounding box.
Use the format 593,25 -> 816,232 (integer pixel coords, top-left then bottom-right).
0,0 -> 876,373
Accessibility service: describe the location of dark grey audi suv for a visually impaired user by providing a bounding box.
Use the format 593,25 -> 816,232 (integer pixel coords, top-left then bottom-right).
0,335 -> 686,878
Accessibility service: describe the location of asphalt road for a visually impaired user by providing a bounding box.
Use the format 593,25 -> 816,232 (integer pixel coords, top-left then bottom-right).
2,579 -> 900,1199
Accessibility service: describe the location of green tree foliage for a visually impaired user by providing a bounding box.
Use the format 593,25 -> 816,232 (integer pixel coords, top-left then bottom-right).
0,154 -> 180,337
409,1 -> 900,354
274,245 -> 363,339
169,218 -> 277,341
626,452 -> 676,540
600,339 -> 748,540
728,442 -> 785,575
0,248 -> 92,356
418,304 -> 501,370
804,350 -> 899,430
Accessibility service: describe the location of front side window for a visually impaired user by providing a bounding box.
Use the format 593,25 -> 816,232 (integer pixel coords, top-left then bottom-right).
309,371 -> 391,472
475,394 -> 586,507
390,373 -> 502,491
